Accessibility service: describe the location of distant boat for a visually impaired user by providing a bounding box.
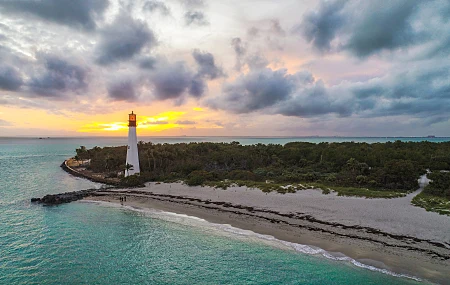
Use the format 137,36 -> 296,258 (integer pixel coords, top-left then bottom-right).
427,135 -> 436,138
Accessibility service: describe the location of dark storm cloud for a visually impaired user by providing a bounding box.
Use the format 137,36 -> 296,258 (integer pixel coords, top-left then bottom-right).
0,65 -> 23,91
143,0 -> 170,15
231,38 -> 246,71
344,0 -> 419,57
192,49 -> 224,79
107,80 -> 137,101
150,61 -> 206,100
189,75 -> 206,97
210,68 -> 296,113
298,0 -> 347,52
276,82 -> 352,118
28,56 -> 88,98
139,57 -> 157,70
423,116 -> 450,126
209,58 -> 450,120
0,0 -> 109,31
96,15 -> 156,65
209,67 -> 352,118
184,11 -> 209,26
298,0 -> 437,57
176,120 -> 196,125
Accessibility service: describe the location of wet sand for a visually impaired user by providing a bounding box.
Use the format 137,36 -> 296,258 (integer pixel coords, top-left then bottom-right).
84,182 -> 450,284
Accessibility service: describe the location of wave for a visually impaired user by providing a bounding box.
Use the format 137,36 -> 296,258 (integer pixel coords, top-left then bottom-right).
80,200 -> 423,283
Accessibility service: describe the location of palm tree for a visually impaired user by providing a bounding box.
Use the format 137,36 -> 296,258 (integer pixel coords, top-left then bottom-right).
125,163 -> 134,175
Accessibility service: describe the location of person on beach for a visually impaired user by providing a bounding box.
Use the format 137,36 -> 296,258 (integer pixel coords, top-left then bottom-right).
124,196 -> 126,202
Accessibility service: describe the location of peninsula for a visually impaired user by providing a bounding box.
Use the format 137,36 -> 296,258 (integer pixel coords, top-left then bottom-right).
31,141 -> 450,283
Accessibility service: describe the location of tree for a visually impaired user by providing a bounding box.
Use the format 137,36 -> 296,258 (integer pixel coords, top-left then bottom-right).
125,163 -> 134,175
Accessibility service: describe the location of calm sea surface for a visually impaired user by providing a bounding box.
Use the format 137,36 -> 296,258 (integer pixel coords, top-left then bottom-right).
1,137 -> 445,284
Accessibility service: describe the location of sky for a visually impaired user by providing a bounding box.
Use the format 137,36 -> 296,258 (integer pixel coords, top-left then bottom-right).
0,0 -> 450,137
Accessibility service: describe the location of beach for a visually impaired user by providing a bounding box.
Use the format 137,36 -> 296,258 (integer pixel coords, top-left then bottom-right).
84,182 -> 450,284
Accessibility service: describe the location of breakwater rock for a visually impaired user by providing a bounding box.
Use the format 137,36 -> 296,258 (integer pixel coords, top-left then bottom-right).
31,188 -> 111,205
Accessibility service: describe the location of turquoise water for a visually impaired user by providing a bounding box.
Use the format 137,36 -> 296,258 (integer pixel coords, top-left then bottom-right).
0,137 -> 440,284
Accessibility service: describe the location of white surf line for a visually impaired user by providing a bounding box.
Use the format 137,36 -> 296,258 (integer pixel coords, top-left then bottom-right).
79,199 -> 424,283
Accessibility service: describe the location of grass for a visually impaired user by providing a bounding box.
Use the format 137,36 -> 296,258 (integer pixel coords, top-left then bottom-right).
203,180 -> 407,198
203,180 -> 312,193
411,193 -> 450,216
310,183 -> 407,198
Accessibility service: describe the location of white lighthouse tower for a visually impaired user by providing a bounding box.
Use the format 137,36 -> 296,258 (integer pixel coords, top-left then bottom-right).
125,111 -> 140,177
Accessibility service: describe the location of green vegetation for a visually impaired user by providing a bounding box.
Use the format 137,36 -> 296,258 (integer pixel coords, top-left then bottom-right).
411,171 -> 450,215
309,183 -> 406,198
75,140 -> 450,199
422,171 -> 450,198
412,193 -> 450,216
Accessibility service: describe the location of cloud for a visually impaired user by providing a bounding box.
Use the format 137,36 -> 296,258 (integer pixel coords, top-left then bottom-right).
297,0 -> 445,57
247,27 -> 260,38
192,49 -> 224,79
142,120 -> 168,125
0,65 -> 23,91
107,80 -> 137,101
209,68 -> 296,113
143,0 -> 170,15
276,81 -> 352,118
298,0 -> 347,52
270,19 -> 286,37
245,54 -> 269,70
188,75 -> 205,98
231,37 -> 246,71
139,57 -> 157,70
209,59 -> 450,121
0,118 -> 12,126
0,0 -> 109,31
176,120 -> 196,125
184,11 -> 209,26
180,0 -> 205,9
96,15 -> 156,65
28,56 -> 88,98
149,60 -> 206,100
344,1 -> 419,57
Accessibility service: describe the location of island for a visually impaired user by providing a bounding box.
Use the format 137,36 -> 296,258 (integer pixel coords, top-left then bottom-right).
32,141 -> 450,283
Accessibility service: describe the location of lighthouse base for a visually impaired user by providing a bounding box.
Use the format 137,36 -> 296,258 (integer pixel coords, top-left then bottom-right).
125,126 -> 140,177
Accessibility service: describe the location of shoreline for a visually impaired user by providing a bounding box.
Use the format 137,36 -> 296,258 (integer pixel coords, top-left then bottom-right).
83,184 -> 450,284
60,159 -> 119,186
81,199 -> 423,282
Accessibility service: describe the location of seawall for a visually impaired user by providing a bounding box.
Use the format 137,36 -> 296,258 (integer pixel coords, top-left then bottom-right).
60,159 -> 119,186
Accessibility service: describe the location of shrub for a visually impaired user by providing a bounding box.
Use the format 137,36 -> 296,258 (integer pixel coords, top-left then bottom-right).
227,170 -> 257,181
120,174 -> 145,187
186,170 -> 214,186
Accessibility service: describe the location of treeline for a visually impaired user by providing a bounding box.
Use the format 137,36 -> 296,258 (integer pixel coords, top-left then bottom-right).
75,141 -> 450,196
424,172 -> 450,198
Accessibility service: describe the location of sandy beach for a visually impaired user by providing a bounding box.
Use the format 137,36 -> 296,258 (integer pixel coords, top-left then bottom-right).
84,182 -> 450,284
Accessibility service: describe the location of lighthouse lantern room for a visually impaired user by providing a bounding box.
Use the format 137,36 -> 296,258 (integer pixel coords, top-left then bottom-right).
125,111 -> 140,177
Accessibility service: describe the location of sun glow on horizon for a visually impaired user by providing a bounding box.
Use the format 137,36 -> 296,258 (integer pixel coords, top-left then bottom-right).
78,111 -> 188,133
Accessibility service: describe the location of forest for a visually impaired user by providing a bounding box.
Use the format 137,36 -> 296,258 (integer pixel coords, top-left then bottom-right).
74,140 -> 450,201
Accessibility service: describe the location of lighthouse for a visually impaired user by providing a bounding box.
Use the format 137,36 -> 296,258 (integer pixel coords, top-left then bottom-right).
125,111 -> 140,177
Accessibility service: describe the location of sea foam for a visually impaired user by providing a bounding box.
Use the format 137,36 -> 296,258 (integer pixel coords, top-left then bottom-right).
81,200 -> 423,283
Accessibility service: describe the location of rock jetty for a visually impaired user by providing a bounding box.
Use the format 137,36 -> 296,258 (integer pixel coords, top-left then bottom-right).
31,188 -> 110,205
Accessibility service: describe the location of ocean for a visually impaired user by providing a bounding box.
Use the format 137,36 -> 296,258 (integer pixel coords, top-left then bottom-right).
1,137 -> 444,284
